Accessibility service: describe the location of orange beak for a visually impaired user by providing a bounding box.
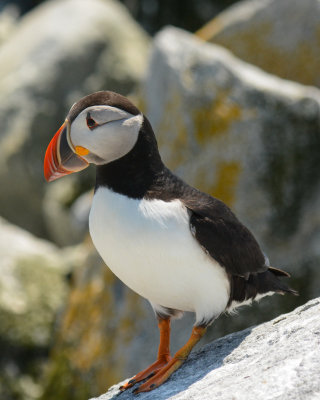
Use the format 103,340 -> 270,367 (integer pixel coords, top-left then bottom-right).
44,121 -> 89,182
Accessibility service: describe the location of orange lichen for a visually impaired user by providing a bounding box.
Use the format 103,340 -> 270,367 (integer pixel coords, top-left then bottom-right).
194,161 -> 241,207
195,17 -> 223,41
193,92 -> 241,145
156,92 -> 189,170
210,161 -> 241,206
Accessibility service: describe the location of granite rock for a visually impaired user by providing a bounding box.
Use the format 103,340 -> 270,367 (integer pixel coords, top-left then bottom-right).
90,297 -> 320,400
196,0 -> 320,87
0,5 -> 18,45
0,217 -> 89,399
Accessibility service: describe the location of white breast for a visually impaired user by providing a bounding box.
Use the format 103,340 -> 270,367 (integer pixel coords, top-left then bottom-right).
89,187 -> 230,323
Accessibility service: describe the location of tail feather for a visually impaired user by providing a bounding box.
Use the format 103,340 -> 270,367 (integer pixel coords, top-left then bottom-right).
228,267 -> 298,307
268,266 -> 298,296
268,265 -> 291,278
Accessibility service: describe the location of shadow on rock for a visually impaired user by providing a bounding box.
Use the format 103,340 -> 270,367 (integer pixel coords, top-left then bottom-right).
111,327 -> 252,400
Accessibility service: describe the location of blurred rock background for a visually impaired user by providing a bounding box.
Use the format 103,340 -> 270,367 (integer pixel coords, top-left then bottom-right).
0,0 -> 319,399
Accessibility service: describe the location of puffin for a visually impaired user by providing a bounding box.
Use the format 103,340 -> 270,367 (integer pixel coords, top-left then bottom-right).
44,91 -> 297,393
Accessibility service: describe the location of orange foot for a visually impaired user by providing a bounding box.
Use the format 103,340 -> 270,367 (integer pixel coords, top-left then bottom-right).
133,325 -> 206,394
132,356 -> 184,393
119,355 -> 171,391
119,318 -> 172,391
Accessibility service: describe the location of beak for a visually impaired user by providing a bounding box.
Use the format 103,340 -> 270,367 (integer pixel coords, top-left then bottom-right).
44,121 -> 89,182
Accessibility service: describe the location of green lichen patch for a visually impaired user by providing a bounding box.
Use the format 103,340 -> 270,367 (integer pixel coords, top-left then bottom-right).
0,252 -> 69,400
0,255 -> 67,347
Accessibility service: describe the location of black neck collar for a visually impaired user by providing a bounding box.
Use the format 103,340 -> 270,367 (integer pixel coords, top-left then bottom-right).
95,116 -> 165,199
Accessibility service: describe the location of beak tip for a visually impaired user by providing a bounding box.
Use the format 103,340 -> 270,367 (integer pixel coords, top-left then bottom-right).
44,121 -> 89,183
44,175 -> 53,182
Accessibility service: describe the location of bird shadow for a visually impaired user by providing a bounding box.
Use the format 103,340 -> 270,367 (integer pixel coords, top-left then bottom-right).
110,325 -> 253,400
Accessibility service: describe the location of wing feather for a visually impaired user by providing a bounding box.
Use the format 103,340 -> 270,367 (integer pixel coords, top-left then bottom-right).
182,195 -> 267,278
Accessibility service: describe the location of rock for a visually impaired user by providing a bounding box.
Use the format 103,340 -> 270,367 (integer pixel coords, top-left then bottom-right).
0,5 -> 19,45
0,0 -> 149,239
0,217 -> 73,346
0,217 -> 89,400
196,0 -> 320,87
90,297 -> 320,400
43,182 -> 93,246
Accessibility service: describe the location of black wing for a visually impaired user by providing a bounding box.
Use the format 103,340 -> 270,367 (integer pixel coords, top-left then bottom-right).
182,192 -> 267,278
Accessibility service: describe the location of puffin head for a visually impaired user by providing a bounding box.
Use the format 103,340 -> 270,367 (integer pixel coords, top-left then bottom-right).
44,91 -> 144,182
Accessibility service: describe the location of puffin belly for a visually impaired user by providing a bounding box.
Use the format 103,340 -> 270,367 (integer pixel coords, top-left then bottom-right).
89,187 -> 230,321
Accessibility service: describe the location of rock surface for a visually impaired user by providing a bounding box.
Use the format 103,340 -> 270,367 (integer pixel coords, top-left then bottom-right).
0,217 -> 76,347
0,217 -> 89,400
90,297 -> 320,400
196,0 -> 320,87
0,0 -> 149,240
0,5 -> 18,45
42,182 -> 93,246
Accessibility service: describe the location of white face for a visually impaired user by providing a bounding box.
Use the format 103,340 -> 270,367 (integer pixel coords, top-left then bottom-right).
69,105 -> 143,165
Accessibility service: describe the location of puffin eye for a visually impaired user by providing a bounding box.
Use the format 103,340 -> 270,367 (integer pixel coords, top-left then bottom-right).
86,113 -> 98,130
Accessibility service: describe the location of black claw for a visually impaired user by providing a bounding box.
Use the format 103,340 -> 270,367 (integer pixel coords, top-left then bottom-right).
149,384 -> 156,389
132,388 -> 138,394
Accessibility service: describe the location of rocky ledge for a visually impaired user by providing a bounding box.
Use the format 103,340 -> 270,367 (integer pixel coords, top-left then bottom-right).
90,297 -> 320,400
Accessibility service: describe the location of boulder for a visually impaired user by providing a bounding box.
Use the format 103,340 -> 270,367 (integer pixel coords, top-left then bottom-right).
42,183 -> 93,246
196,0 -> 320,87
91,297 -> 320,400
0,0 -> 149,239
0,5 -> 18,45
0,217 -> 89,400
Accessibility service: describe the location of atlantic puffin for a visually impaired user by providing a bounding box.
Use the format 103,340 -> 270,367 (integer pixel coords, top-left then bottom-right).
44,91 -> 296,393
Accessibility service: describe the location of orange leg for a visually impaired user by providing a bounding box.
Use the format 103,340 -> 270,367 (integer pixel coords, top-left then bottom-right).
133,325 -> 207,393
119,318 -> 172,391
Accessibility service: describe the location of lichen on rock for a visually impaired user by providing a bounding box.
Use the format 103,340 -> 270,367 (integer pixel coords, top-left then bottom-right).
0,217 -> 87,400
196,0 -> 320,88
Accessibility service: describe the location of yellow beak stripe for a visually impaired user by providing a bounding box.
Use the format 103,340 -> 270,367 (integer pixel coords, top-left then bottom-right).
75,146 -> 90,156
